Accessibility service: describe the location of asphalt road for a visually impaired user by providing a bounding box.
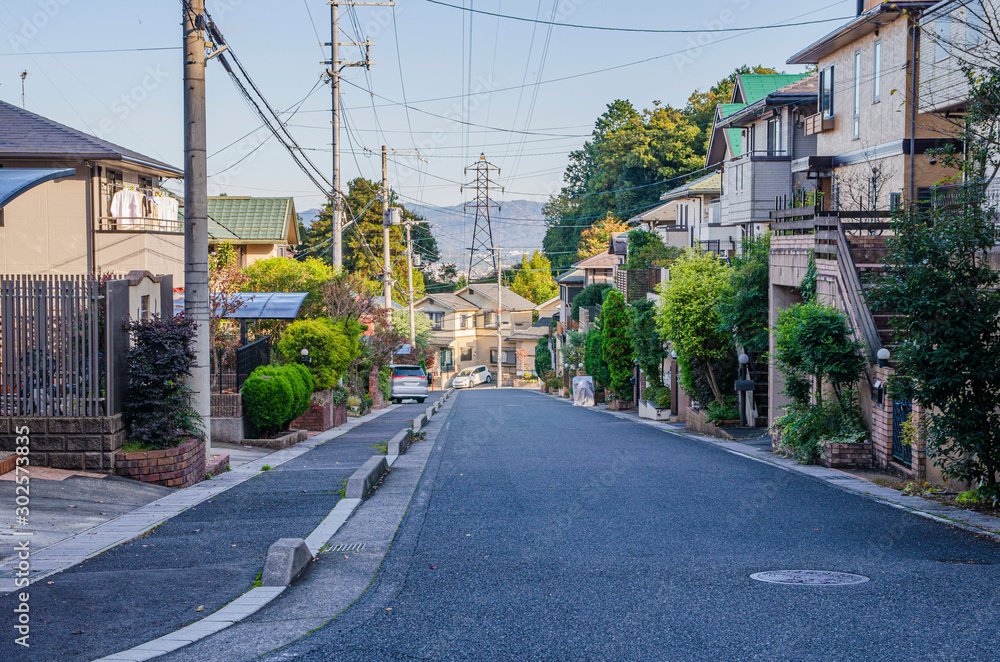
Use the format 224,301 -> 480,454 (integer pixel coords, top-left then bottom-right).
0,397 -> 437,661
267,388 -> 1000,661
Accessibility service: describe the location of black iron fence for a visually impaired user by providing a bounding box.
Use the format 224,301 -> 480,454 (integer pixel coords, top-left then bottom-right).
213,336 -> 271,394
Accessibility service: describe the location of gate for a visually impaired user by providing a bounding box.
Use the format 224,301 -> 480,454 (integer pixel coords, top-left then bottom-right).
892,400 -> 912,467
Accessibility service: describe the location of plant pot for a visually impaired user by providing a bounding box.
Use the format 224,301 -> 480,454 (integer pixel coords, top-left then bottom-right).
115,437 -> 205,488
638,399 -> 672,421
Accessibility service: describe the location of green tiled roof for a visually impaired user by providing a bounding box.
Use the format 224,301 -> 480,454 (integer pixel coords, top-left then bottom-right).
737,74 -> 810,105
206,197 -> 295,243
717,103 -> 746,119
660,171 -> 722,202
726,129 -> 743,158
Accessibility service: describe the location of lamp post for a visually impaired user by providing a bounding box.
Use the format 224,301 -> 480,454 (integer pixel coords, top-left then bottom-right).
300,348 -> 311,365
877,347 -> 891,368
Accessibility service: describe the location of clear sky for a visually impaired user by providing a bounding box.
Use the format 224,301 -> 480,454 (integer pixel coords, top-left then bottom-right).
0,0 -> 854,215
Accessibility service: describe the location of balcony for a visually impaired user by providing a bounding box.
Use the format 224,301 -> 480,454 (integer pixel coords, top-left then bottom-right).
97,217 -> 183,234
614,268 -> 663,303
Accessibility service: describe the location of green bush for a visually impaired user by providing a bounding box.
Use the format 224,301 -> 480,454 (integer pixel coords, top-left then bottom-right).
571,283 -> 612,321
329,385 -> 349,406
705,397 -> 739,424
378,366 -> 392,401
362,394 -> 374,410
277,318 -> 361,390
643,386 -> 671,409
252,365 -> 310,422
242,373 -> 293,434
774,393 -> 868,464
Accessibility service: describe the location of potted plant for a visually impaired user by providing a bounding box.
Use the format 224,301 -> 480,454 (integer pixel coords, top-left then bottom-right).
347,394 -> 362,413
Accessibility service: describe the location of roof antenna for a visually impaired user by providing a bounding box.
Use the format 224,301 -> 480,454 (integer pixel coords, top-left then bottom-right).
19,71 -> 28,109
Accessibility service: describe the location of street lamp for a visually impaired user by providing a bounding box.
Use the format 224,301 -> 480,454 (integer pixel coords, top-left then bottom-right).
735,353 -> 753,428
300,348 -> 311,365
877,347 -> 891,368
670,350 -> 678,359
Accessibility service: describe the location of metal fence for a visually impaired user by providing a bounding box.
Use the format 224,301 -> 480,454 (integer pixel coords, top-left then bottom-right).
213,335 -> 271,394
0,275 -> 104,416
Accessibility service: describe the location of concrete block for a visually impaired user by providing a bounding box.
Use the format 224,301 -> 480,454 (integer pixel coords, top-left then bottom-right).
425,406 -> 434,420
412,413 -> 428,432
261,538 -> 313,586
211,417 -> 245,444
345,455 -> 389,499
387,429 -> 411,456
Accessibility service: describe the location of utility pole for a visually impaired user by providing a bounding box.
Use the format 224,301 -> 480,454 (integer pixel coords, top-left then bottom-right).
382,145 -> 392,311
323,1 -> 393,269
406,221 -> 415,345
183,0 -> 211,454
462,154 -> 503,281
496,245 -> 502,389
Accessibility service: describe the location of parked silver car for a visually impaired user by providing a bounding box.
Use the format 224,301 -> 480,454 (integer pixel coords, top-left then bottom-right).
390,364 -> 428,403
452,365 -> 492,388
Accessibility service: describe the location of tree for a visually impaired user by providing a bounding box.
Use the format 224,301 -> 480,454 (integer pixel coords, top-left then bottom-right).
535,337 -> 552,375
625,229 -> 681,270
576,213 -> 628,260
276,318 -> 362,390
870,61 -> 1000,494
717,234 -> 771,355
509,250 -> 558,304
601,289 -> 633,398
208,241 -> 248,355
584,327 -> 611,389
629,299 -> 667,386
571,282 -> 612,321
240,256 -> 333,318
656,249 -> 732,404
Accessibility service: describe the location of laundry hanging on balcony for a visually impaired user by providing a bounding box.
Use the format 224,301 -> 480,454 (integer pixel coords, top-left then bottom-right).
151,195 -> 178,223
110,188 -> 144,226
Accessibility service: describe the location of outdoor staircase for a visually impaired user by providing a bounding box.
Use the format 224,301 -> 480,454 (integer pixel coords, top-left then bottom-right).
845,236 -> 899,354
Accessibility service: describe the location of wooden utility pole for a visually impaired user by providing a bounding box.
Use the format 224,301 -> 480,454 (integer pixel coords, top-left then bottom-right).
382,145 -> 392,310
183,0 -> 211,453
496,246 -> 502,389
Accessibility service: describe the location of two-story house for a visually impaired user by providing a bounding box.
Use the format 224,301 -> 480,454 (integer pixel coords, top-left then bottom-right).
203,196 -> 300,266
414,283 -> 536,387
708,73 -> 820,238
0,99 -> 185,282
787,0 -> 957,211
655,171 -> 738,257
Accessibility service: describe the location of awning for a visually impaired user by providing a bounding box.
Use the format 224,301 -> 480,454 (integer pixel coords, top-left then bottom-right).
174,292 -> 309,319
0,168 -> 76,209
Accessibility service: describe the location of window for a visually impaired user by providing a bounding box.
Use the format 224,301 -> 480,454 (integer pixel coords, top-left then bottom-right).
820,65 -> 835,118
490,349 -> 517,365
853,51 -> 861,140
460,314 -> 469,329
935,16 -> 952,62
873,40 -> 882,102
766,117 -> 780,156
140,295 -> 150,321
890,192 -> 902,210
966,4 -> 984,48
428,312 -> 445,330
439,349 -> 453,370
460,347 -> 473,362
105,168 -> 123,215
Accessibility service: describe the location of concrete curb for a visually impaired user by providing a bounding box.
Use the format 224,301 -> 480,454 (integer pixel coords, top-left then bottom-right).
261,538 -> 312,587
387,428 -> 411,456
535,391 -> 1000,543
345,455 -> 389,499
412,412 -> 429,432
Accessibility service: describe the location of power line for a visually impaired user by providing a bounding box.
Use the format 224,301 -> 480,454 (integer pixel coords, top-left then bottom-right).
0,46 -> 180,56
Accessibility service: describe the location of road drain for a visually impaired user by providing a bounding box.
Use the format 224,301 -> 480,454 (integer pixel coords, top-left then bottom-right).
329,543 -> 366,553
936,558 -> 995,566
750,570 -> 870,585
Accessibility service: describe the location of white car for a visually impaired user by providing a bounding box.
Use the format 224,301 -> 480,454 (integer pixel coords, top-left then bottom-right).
452,365 -> 492,388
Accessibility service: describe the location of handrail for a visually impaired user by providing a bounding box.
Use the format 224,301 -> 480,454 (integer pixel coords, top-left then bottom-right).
97,216 -> 183,234
833,218 -> 881,382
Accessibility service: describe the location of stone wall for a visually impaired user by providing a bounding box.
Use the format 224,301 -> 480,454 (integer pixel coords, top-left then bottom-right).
115,437 -> 205,488
0,416 -> 125,472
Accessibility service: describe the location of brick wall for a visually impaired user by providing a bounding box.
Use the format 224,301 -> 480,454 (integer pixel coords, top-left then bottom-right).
0,415 -> 125,472
211,393 -> 242,418
115,437 -> 205,488
819,441 -> 873,468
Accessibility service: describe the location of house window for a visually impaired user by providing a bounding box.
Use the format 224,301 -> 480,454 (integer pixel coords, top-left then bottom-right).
460,347 -> 472,362
766,117 -> 780,156
820,65 -> 835,118
490,349 -> 516,365
966,4 -> 984,48
140,295 -> 150,321
460,314 -> 469,329
853,50 -> 861,140
428,312 -> 445,330
935,16 -> 952,62
890,192 -> 902,210
105,168 -> 123,216
439,348 -> 454,371
873,40 -> 882,102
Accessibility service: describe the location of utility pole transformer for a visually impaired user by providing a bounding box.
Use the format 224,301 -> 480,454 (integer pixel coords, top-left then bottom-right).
463,154 -> 503,281
183,0 -> 211,453
323,0 -> 394,269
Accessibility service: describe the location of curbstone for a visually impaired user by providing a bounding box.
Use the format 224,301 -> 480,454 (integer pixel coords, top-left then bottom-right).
412,413 -> 428,432
425,405 -> 434,420
345,455 -> 389,499
387,429 -> 411,456
261,538 -> 312,587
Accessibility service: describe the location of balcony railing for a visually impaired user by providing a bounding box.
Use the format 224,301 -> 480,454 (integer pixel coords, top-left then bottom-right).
98,217 -> 183,234
804,113 -> 834,136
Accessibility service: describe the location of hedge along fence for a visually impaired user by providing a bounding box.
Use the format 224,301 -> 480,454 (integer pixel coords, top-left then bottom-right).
241,363 -> 314,436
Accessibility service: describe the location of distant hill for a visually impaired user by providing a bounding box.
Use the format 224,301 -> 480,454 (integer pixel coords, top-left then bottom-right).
407,199 -> 547,267
298,208 -> 320,229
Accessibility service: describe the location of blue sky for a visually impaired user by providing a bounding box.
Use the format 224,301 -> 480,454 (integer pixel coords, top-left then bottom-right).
0,0 -> 854,214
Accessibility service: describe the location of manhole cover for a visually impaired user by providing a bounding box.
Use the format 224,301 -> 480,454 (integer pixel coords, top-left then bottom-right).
750,570 -> 870,586
329,543 -> 366,553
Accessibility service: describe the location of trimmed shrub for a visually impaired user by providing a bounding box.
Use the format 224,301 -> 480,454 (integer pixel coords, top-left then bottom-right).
277,318 -> 362,390
643,386 -> 671,410
252,365 -> 310,422
242,373 -> 293,434
378,366 -> 392,401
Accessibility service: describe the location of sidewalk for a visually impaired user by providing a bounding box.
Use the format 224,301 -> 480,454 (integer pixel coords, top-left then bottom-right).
0,398 -> 438,662
542,392 -> 1000,541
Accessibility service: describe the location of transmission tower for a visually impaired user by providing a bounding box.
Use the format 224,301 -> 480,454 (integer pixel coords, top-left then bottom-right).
462,154 -> 504,280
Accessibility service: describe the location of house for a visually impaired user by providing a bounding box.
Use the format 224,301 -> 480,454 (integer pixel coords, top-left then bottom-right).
413,283 -> 536,387
656,171 -> 738,257
572,250 -> 620,287
629,199 -> 688,251
205,196 -> 300,266
707,73 -> 820,238
786,0 -> 957,211
0,99 -> 185,281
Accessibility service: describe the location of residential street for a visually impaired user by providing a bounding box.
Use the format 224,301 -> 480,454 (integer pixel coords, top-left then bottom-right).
260,389 -> 1000,661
